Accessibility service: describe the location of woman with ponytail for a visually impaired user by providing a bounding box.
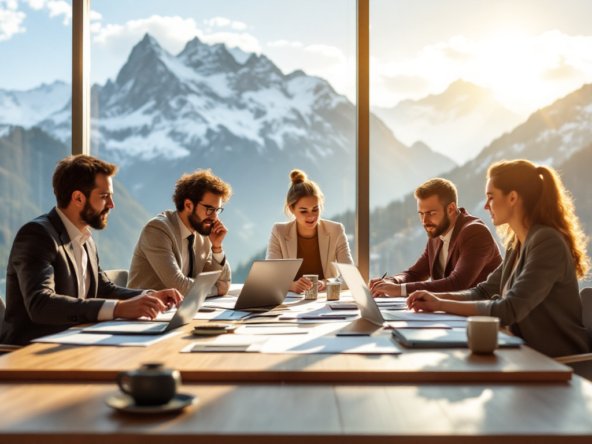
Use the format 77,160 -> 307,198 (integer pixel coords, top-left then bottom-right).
266,169 -> 354,294
407,159 -> 590,357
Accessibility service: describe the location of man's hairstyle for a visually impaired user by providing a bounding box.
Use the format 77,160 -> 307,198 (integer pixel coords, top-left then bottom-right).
52,155 -> 117,209
414,178 -> 458,206
173,169 -> 232,211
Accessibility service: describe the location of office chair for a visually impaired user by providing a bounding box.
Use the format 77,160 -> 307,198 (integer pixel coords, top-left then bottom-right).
555,288 -> 592,380
103,269 -> 129,287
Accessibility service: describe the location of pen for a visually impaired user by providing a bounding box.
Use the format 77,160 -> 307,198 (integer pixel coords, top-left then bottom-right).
381,272 -> 387,279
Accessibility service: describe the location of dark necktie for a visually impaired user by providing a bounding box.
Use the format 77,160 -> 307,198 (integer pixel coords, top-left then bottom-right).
187,234 -> 195,278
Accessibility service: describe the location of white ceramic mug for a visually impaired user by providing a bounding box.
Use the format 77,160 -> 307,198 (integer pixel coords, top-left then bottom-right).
303,274 -> 319,300
466,316 -> 499,354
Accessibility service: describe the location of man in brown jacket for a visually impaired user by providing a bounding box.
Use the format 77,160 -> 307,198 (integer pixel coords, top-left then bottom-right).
369,178 -> 501,297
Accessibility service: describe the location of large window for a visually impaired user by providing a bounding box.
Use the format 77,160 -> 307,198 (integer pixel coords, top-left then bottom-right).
89,0 -> 357,280
369,0 -> 592,281
0,1 -> 71,299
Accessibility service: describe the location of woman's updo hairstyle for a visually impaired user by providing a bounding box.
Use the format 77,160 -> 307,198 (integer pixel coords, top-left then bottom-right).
285,169 -> 325,216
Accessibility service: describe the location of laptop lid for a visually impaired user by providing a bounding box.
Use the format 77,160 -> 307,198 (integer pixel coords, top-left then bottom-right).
82,270 -> 221,335
335,263 -> 385,326
234,259 -> 303,310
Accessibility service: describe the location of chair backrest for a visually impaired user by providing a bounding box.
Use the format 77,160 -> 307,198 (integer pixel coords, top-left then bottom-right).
104,269 -> 129,287
580,287 -> 592,335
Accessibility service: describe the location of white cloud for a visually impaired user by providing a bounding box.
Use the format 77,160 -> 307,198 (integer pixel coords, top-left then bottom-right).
26,0 -> 71,25
204,16 -> 247,31
90,15 -> 263,84
264,40 -> 353,99
267,39 -> 303,49
374,30 -> 592,114
93,15 -> 202,56
0,0 -> 25,41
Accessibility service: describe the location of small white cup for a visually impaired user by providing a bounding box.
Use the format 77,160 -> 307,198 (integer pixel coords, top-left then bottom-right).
466,316 -> 499,354
303,274 -> 319,300
326,282 -> 341,301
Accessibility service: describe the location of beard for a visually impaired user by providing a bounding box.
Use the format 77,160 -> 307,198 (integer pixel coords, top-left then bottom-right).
81,201 -> 110,230
189,210 -> 213,236
424,212 -> 451,239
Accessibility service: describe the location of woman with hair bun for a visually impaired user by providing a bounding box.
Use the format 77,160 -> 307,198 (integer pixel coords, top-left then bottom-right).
266,169 -> 354,294
407,159 -> 590,357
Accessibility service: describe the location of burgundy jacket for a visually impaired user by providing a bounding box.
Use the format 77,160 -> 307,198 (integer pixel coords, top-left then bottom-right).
391,208 -> 502,293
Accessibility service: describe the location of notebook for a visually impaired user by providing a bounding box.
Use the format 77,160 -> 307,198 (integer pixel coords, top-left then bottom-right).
81,271 -> 221,335
233,259 -> 303,311
391,328 -> 524,349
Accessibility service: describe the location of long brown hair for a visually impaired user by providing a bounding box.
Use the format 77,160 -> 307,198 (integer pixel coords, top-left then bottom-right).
487,159 -> 589,278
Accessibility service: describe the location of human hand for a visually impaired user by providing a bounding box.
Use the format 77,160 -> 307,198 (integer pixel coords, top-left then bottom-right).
370,281 -> 402,297
216,280 -> 230,296
406,290 -> 441,312
290,277 -> 314,294
209,219 -> 228,250
152,288 -> 183,310
318,279 -> 327,292
114,293 -> 168,319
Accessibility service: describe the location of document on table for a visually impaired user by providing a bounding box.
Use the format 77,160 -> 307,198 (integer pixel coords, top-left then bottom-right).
385,311 -> 468,322
32,329 -> 178,347
386,320 -> 468,329
260,335 -> 402,354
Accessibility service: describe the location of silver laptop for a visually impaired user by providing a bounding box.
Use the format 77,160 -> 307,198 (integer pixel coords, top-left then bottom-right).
234,259 -> 303,311
336,263 -> 399,326
82,271 -> 221,335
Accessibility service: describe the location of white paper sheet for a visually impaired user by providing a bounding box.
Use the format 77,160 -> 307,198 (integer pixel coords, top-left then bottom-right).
385,311 -> 468,321
260,335 -> 401,354
32,329 -> 178,347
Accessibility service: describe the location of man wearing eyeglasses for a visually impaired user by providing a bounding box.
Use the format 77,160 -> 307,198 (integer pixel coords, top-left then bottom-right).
128,169 -> 232,296
369,178 -> 501,298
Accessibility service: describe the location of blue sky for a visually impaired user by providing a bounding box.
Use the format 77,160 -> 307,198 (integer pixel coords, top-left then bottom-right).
2,0 -> 592,114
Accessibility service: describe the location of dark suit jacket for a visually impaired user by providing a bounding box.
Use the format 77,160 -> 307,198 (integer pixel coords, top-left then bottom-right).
391,208 -> 502,293
0,208 -> 142,345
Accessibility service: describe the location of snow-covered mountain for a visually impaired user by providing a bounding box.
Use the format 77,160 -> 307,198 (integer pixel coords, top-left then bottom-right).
0,81 -> 69,129
35,33 -> 455,265
374,80 -> 523,165
364,82 -> 592,277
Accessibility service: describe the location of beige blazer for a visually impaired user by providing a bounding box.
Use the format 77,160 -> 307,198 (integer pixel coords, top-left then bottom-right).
266,219 -> 353,281
128,210 -> 231,296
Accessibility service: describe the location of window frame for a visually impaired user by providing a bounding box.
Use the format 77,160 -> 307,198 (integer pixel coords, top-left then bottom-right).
71,0 -> 371,279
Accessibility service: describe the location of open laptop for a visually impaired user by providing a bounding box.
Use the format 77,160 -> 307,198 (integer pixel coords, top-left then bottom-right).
81,270 -> 221,335
335,263 -> 388,328
233,259 -> 303,311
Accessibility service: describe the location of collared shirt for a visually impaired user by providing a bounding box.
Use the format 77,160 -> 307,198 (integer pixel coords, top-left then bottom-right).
55,208 -> 116,320
401,222 -> 455,298
176,212 -> 225,276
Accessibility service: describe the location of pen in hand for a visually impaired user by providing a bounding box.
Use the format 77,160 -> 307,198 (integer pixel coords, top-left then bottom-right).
381,272 -> 387,280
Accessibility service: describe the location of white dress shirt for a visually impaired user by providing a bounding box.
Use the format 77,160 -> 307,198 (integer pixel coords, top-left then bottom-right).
400,223 -> 455,298
56,208 -> 116,320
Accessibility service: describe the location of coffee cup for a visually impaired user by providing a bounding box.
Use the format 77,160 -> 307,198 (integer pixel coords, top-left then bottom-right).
303,274 -> 319,300
466,316 -> 499,354
326,281 -> 341,301
116,362 -> 181,406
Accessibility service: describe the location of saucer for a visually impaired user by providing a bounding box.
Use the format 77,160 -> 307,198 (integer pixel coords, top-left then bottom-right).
105,393 -> 196,414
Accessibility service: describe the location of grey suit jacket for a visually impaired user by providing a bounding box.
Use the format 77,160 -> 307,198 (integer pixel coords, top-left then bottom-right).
458,224 -> 590,357
128,210 -> 231,295
0,208 -> 142,345
266,219 -> 354,280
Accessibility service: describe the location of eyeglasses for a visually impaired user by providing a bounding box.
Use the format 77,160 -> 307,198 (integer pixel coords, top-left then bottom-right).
197,202 -> 224,216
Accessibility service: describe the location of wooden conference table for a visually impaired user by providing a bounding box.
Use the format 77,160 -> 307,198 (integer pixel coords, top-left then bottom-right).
0,304 -> 590,442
